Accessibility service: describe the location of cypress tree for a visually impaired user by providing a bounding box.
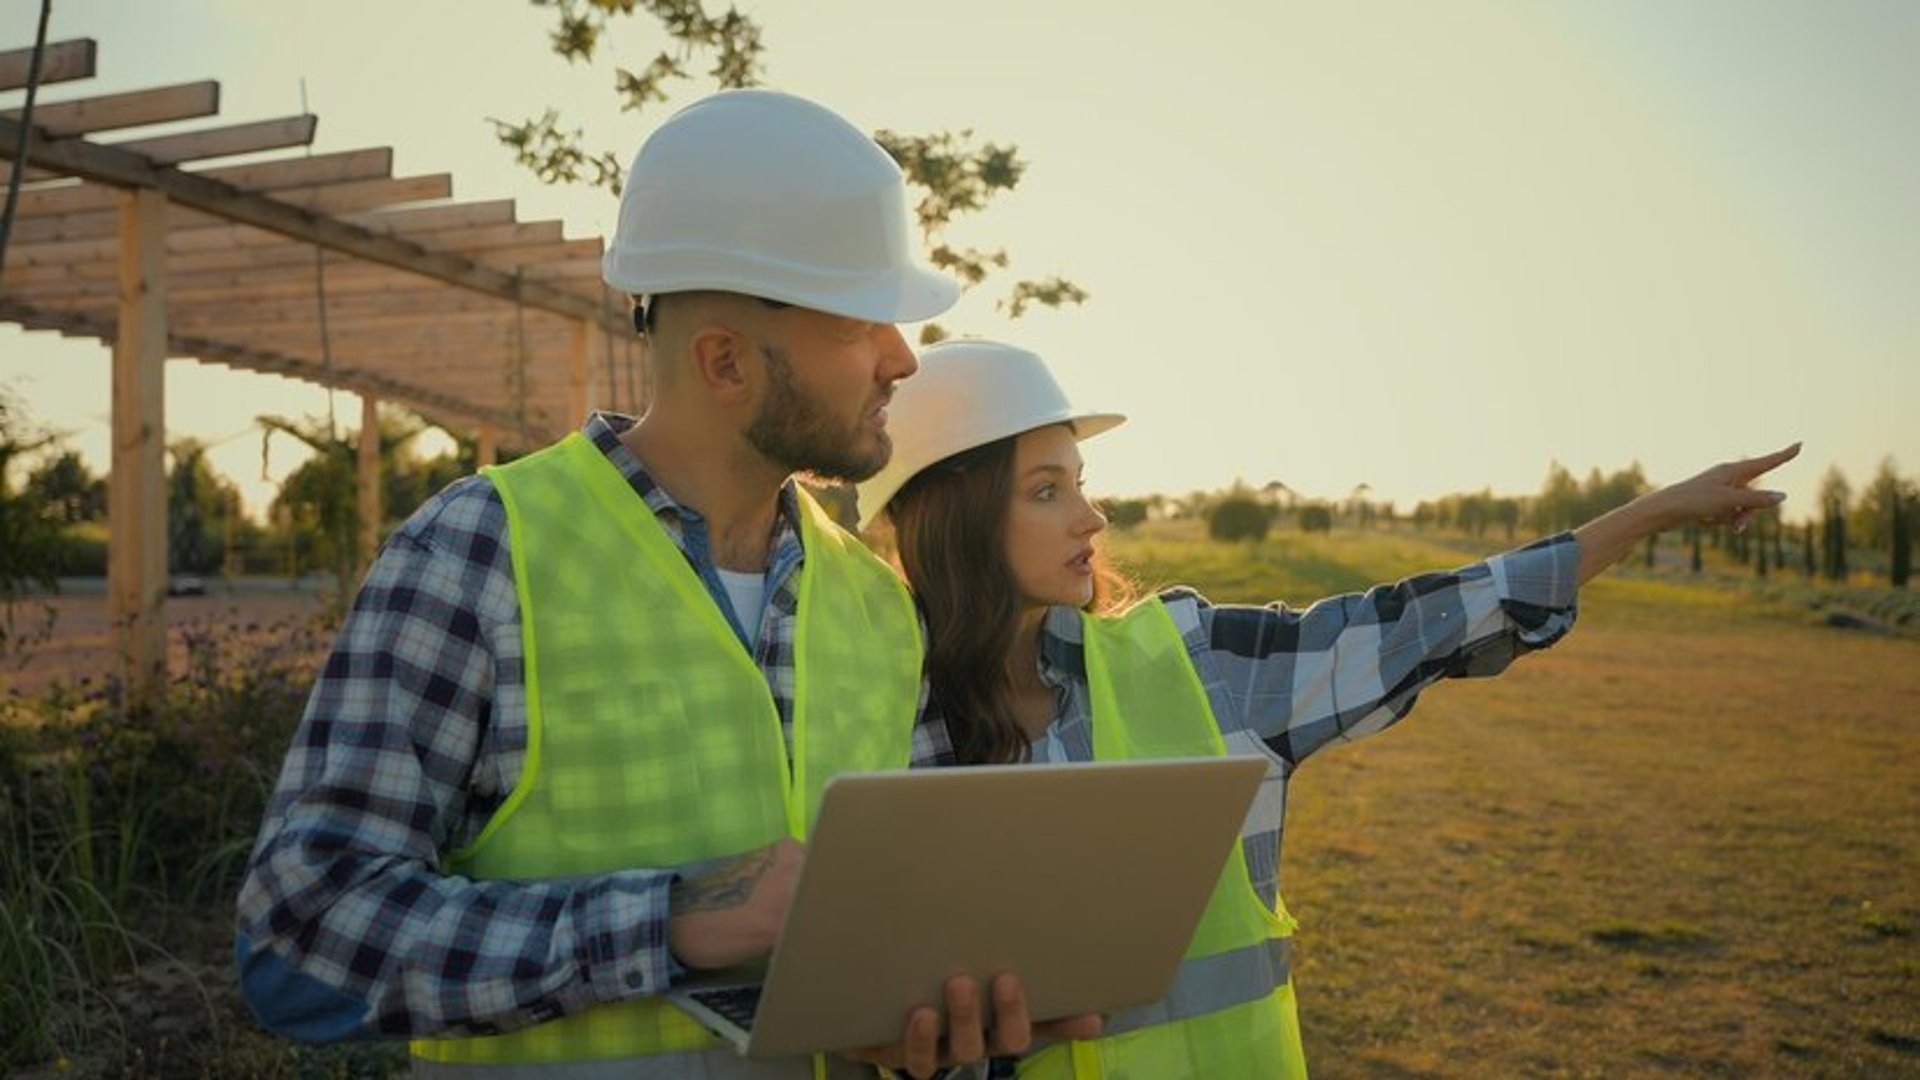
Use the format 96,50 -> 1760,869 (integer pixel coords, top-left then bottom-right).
1893,496 -> 1913,588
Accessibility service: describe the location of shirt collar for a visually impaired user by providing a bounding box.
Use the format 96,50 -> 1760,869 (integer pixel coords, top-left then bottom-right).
583,411 -> 805,542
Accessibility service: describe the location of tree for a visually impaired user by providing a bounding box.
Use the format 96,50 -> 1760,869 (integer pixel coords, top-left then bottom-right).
1297,504 -> 1334,534
262,410 -> 429,604
1209,496 -> 1273,543
1102,497 -> 1151,530
1818,465 -> 1852,582
167,438 -> 244,576
501,0 -> 1085,341
24,450 -> 106,524
0,387 -> 62,652
1850,458 -> 1913,553
1893,495 -> 1913,589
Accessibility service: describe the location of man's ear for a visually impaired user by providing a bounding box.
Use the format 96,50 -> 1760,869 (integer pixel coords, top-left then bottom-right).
687,324 -> 754,404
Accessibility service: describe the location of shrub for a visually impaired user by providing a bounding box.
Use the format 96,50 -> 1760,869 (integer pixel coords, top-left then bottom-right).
1298,504 -> 1334,533
1209,497 -> 1273,543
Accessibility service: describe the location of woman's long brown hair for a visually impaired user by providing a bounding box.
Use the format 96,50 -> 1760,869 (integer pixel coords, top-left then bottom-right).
889,430 -> 1133,765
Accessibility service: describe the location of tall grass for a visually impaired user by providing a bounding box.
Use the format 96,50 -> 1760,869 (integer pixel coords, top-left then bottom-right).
0,608 -> 332,1073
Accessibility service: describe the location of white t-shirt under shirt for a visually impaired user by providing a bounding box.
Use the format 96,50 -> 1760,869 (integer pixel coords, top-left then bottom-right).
716,567 -> 767,652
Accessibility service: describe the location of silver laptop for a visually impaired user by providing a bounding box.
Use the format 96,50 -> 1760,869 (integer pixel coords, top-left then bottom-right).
668,756 -> 1269,1058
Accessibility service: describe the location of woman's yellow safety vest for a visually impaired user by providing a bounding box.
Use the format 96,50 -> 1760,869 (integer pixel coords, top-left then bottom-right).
411,434 -> 922,1075
1015,599 -> 1307,1080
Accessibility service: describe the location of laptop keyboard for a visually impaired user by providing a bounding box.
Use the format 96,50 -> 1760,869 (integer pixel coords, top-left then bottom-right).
689,985 -> 764,1030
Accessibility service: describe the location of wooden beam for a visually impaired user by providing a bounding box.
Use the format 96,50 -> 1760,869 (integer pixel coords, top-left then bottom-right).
110,187 -> 169,695
0,117 -> 623,337
0,38 -> 95,91
108,114 -> 318,165
2,80 -> 220,136
570,320 -> 591,426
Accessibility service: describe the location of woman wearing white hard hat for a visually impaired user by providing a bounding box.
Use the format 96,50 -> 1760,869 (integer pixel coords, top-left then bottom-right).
857,340 -> 1798,1079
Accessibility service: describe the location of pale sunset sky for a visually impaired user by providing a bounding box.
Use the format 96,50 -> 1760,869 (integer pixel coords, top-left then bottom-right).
2,0 -> 1914,521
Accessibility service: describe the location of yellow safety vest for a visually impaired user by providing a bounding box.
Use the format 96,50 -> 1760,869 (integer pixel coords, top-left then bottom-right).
412,433 -> 921,1074
1017,599 -> 1307,1080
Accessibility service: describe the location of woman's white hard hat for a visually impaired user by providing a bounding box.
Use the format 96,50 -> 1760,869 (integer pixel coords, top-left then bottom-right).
601,89 -> 961,324
856,339 -> 1125,529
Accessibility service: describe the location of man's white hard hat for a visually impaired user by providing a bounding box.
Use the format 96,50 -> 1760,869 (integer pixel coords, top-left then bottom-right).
855,340 -> 1125,529
601,89 -> 961,324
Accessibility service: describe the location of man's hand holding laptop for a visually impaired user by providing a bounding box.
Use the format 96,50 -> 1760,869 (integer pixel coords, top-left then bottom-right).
668,837 -> 1103,1078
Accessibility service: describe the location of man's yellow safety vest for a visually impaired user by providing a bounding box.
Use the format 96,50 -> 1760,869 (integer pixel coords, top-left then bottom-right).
411,434 -> 922,1078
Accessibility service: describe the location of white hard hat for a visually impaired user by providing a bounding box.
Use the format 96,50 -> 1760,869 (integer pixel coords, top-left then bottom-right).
601,89 -> 961,324
855,340 -> 1125,529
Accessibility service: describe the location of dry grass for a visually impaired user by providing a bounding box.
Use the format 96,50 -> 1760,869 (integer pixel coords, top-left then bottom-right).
1109,524 -> 1920,1078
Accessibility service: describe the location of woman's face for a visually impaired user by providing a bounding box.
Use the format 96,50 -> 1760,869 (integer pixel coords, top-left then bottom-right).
1004,425 -> 1108,610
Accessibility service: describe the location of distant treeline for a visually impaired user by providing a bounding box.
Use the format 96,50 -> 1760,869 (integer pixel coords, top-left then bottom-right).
1097,458 -> 1917,588
3,380 -> 1914,596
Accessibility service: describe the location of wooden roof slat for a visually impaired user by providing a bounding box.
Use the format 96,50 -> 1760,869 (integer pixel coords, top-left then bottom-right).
2,80 -> 220,136
346,199 -> 517,235
0,38 -> 95,91
469,237 -> 604,270
174,291 -> 519,324
5,175 -> 440,245
0,296 -> 543,442
106,114 -> 318,165
193,147 -> 395,192
416,220 -> 567,253
271,173 -> 453,213
10,178 -> 110,217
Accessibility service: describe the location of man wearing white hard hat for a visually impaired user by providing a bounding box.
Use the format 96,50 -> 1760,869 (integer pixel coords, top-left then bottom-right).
860,340 -> 1798,1078
238,91 -> 1092,1079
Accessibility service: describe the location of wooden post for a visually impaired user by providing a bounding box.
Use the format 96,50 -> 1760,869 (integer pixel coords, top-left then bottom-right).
109,187 -> 168,696
570,319 -> 591,425
356,393 -> 381,574
475,425 -> 498,468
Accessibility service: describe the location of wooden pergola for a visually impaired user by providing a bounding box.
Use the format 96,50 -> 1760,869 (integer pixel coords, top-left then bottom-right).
1,38 -> 643,691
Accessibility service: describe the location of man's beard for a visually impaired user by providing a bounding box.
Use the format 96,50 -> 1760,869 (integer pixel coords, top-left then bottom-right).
743,344 -> 891,483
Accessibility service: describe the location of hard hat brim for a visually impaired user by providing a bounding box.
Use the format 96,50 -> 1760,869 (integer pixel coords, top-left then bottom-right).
855,409 -> 1126,531
602,252 -> 962,325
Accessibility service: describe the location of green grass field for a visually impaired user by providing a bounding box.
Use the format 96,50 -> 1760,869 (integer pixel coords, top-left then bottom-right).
1106,522 -> 1920,1079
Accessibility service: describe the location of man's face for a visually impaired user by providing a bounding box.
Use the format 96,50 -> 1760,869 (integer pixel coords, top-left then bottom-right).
744,311 -> 917,482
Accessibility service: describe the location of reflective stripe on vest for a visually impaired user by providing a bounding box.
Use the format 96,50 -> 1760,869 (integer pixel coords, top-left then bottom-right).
411,1045 -> 880,1079
412,434 -> 921,1070
1102,937 -> 1292,1038
1037,598 -> 1306,1080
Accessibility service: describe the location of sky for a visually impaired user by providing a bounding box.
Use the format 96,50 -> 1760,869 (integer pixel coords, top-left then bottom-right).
1,0 -> 1914,522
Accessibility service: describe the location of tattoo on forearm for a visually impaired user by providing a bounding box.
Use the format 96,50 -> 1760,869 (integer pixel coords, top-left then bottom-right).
671,848 -> 777,914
